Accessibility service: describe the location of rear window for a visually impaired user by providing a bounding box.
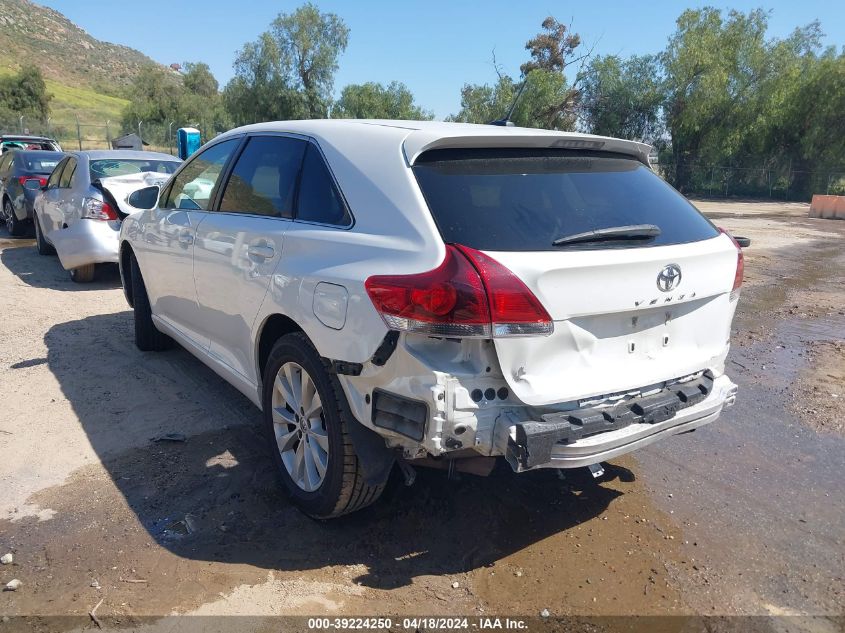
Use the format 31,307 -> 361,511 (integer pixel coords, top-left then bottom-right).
90,159 -> 180,180
22,152 -> 64,173
412,148 -> 718,251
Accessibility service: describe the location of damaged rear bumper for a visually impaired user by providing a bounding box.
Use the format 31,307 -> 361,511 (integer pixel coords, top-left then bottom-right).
504,373 -> 737,471
50,219 -> 121,270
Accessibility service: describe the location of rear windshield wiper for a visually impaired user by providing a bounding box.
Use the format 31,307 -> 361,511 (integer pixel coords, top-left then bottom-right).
552,224 -> 661,247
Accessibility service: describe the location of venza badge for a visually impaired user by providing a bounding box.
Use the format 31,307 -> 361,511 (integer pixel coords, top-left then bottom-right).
657,264 -> 682,292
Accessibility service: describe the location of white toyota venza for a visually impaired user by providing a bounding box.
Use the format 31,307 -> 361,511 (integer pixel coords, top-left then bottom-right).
119,120 -> 744,518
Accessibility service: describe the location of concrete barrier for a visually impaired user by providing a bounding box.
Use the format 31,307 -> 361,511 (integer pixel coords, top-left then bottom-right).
809,195 -> 845,219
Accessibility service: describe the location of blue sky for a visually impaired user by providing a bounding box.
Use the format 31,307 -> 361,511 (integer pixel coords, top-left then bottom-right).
38,0 -> 844,119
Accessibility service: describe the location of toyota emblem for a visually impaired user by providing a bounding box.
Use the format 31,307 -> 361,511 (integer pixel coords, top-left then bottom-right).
657,264 -> 682,292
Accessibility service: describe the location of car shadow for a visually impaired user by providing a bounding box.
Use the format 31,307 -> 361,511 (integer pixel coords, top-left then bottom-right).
39,311 -> 633,589
0,241 -> 121,290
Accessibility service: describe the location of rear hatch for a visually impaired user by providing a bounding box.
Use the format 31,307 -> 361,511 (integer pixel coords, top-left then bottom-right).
412,148 -> 740,406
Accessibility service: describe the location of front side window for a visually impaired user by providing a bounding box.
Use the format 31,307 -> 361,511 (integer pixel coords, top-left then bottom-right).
59,157 -> 77,188
163,139 -> 240,210
219,136 -> 306,217
413,148 -> 719,251
295,144 -> 351,226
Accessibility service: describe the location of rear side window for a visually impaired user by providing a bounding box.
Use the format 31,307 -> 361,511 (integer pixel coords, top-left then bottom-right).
163,139 -> 240,210
219,136 -> 306,217
59,157 -> 77,188
295,144 -> 351,226
47,158 -> 67,189
413,149 -> 718,251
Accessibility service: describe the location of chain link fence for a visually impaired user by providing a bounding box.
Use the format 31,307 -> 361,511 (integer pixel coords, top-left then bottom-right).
0,113 -> 224,156
657,163 -> 845,201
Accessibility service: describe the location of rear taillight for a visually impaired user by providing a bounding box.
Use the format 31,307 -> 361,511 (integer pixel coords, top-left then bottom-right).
718,228 -> 744,293
364,245 -> 553,338
18,176 -> 47,187
455,245 -> 554,337
82,198 -> 118,221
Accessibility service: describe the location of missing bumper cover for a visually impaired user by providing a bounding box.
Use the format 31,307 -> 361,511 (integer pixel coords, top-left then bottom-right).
508,372 -> 715,469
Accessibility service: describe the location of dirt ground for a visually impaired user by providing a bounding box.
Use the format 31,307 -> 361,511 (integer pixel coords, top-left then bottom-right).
0,200 -> 843,629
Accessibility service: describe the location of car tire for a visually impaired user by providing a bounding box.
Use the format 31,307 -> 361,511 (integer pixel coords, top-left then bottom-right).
34,214 -> 55,255
129,252 -> 173,351
4,199 -> 25,237
262,333 -> 385,518
69,263 -> 96,283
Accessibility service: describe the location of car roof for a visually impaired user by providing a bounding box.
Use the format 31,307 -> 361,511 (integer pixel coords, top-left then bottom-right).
0,135 -> 57,142
74,150 -> 181,161
216,119 -> 652,165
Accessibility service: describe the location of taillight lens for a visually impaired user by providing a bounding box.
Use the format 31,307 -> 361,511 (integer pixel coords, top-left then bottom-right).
18,176 -> 47,187
82,198 -> 118,221
365,244 -> 553,338
365,245 -> 491,337
718,227 -> 744,292
455,245 -> 554,337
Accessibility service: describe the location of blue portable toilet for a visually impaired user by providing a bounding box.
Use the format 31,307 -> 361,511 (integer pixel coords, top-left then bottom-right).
177,127 -> 201,160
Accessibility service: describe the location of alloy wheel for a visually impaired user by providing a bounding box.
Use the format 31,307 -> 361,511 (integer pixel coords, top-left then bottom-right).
271,361 -> 329,492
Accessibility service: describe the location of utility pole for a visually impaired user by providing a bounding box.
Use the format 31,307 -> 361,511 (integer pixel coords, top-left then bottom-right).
138,120 -> 143,145
106,120 -> 111,148
19,115 -> 24,133
168,121 -> 175,155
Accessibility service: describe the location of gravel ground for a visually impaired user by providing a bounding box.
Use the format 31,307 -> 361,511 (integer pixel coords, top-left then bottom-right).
0,200 -> 842,629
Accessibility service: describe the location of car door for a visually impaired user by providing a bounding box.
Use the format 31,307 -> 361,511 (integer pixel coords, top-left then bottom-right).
137,137 -> 242,349
38,156 -> 70,234
192,134 -> 306,382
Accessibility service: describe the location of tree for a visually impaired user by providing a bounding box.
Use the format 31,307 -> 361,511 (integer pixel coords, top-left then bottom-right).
450,16 -> 586,130
580,54 -> 663,142
0,65 -> 52,123
270,3 -> 349,118
182,62 -> 218,98
223,32 -> 307,126
224,4 -> 348,123
332,82 -> 433,120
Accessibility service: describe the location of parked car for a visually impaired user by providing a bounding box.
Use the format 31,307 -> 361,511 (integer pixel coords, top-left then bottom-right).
0,149 -> 65,236
0,134 -> 62,153
33,150 -> 181,282
119,120 -> 746,518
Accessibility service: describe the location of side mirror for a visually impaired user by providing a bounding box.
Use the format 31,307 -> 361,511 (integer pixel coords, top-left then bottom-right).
23,179 -> 43,191
127,185 -> 160,210
734,236 -> 751,248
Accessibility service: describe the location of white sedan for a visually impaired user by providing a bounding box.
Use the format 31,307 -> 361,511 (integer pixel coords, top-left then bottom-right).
119,120 -> 745,517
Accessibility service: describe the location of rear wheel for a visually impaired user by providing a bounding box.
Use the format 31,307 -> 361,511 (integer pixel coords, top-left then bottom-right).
263,333 -> 385,518
129,252 -> 173,351
69,263 -> 95,283
3,199 -> 25,237
34,214 -> 55,255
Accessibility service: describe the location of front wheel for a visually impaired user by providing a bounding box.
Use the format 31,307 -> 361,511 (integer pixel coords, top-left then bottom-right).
263,333 -> 385,518
4,199 -> 25,237
129,251 -> 173,351
34,214 -> 55,255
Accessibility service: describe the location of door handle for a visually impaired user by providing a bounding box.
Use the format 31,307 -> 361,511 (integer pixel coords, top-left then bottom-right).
248,244 -> 276,259
178,229 -> 193,246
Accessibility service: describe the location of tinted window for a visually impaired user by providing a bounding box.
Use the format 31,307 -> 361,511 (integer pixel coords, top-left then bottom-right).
59,157 -> 77,188
295,144 -> 350,226
164,139 -> 240,211
413,149 -> 719,251
22,152 -> 64,174
47,158 -> 67,189
219,136 -> 305,217
90,159 -> 179,180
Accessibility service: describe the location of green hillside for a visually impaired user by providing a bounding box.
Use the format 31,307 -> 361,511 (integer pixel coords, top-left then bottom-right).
0,0 -> 168,147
